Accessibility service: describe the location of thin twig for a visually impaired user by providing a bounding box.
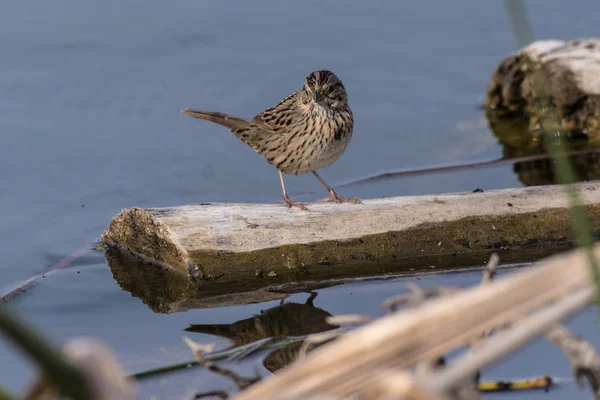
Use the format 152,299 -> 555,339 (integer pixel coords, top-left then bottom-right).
331,148 -> 600,191
481,253 -> 499,284
325,315 -> 373,327
298,331 -> 343,360
456,254 -> 503,398
547,325 -> 600,398
473,254 -> 502,345
381,284 -> 459,313
184,338 -> 261,392
427,288 -> 593,396
193,390 -> 229,399
1,242 -> 98,302
227,338 -> 277,362
130,337 -> 307,381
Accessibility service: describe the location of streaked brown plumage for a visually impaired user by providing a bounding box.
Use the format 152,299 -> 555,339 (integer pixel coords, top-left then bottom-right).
181,70 -> 360,209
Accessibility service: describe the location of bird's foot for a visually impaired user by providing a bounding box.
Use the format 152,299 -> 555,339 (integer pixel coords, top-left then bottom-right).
316,191 -> 362,204
281,196 -> 310,211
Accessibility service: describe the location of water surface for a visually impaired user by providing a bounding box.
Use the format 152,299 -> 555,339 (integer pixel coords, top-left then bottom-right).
2,1 -> 600,398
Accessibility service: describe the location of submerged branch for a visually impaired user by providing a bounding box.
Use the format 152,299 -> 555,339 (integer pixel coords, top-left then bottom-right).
330,148 -> 600,191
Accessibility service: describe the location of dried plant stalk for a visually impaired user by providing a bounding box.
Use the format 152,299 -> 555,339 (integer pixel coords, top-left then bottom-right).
232,244 -> 598,400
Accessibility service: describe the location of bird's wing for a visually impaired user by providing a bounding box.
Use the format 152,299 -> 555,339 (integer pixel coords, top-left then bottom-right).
252,90 -> 304,134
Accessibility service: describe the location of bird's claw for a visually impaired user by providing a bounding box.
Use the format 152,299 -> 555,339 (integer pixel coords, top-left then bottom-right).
316,192 -> 362,204
281,196 -> 310,211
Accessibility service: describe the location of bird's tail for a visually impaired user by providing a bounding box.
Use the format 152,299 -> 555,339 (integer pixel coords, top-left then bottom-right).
181,107 -> 279,162
181,108 -> 251,131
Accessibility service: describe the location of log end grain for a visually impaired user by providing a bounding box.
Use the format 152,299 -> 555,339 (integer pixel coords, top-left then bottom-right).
101,207 -> 188,273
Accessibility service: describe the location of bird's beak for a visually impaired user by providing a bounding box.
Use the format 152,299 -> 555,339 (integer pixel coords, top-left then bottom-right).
181,108 -> 195,116
313,91 -> 321,102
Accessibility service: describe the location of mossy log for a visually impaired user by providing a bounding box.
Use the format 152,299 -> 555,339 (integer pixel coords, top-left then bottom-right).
486,38 -> 600,142
101,182 -> 600,298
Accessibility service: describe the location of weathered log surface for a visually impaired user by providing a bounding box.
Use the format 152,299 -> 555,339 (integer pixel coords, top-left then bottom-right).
101,182 -> 600,296
486,38 -> 600,141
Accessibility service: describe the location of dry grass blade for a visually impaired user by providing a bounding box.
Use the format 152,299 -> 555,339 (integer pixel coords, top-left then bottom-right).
232,244 -> 598,400
481,253 -> 499,284
426,288 -> 593,396
326,315 -> 373,326
363,371 -> 442,400
183,337 -> 216,361
298,331 -> 343,360
417,254 -> 502,383
381,285 -> 459,312
24,338 -> 135,400
472,253 -> 502,348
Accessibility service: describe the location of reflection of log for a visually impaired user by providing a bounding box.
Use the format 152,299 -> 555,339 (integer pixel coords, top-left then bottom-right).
486,106 -> 600,186
106,248 -> 287,313
102,183 -> 600,292
514,151 -> 600,186
106,248 -> 192,314
485,39 -> 600,187
486,111 -> 540,157
486,39 -> 600,142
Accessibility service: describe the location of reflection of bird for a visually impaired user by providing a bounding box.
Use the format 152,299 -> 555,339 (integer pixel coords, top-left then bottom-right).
185,292 -> 337,348
262,341 -> 306,373
181,70 -> 360,209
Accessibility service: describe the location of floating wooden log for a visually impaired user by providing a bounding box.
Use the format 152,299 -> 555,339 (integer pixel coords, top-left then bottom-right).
101,182 -> 600,300
486,38 -> 600,140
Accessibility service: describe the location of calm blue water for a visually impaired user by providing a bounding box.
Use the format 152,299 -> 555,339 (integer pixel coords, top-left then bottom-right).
2,1 -> 600,398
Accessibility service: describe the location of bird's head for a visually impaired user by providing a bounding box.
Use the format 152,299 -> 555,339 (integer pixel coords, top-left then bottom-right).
303,70 -> 348,109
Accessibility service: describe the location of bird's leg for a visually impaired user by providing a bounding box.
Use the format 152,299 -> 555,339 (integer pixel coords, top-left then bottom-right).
279,171 -> 309,210
312,171 -> 361,204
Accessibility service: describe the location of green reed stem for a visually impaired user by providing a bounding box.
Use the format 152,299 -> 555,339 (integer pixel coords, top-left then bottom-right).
531,69 -> 600,301
131,336 -> 306,381
503,0 -> 600,302
0,386 -> 17,400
